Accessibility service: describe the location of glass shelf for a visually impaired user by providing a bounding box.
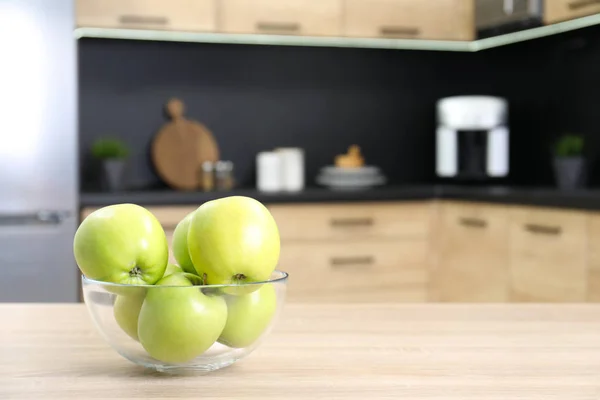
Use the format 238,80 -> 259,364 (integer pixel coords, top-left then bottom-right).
74,13 -> 600,53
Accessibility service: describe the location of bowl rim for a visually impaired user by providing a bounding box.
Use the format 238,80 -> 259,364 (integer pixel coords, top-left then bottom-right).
81,270 -> 289,289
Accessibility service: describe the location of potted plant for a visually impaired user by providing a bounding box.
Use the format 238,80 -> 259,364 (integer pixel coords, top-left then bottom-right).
91,138 -> 130,192
553,133 -> 586,190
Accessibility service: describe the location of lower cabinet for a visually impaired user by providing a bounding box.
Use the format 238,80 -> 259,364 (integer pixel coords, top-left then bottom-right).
508,207 -> 587,302
431,202 -> 509,302
80,200 -> 600,303
279,240 -> 429,302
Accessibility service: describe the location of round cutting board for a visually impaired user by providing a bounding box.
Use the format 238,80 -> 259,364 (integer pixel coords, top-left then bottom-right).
151,98 -> 220,190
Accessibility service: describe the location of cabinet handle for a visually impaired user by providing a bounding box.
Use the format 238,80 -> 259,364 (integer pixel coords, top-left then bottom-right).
524,224 -> 562,236
379,26 -> 420,37
119,15 -> 169,26
330,256 -> 374,267
568,0 -> 600,10
330,217 -> 374,227
459,217 -> 487,228
256,22 -> 300,33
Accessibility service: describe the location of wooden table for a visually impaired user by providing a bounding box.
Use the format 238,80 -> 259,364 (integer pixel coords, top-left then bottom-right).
2,303 -> 600,399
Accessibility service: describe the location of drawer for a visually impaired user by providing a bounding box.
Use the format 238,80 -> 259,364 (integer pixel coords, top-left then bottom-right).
343,0 -> 475,41
219,0 -> 342,36
508,206 -> 587,302
76,0 -> 217,31
544,0 -> 600,24
268,202 -> 432,241
279,240 -> 429,302
431,202 -> 509,302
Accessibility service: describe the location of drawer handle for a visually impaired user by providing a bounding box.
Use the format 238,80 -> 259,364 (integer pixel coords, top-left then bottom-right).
459,217 -> 487,228
330,256 -> 374,267
568,0 -> 600,10
524,224 -> 562,236
119,15 -> 169,26
256,22 -> 300,33
330,217 -> 374,227
379,26 -> 420,37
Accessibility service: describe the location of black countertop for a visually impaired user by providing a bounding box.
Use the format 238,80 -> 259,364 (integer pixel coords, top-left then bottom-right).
80,185 -> 600,211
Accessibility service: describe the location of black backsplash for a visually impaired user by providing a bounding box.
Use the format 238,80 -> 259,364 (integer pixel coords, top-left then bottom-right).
78,24 -> 600,190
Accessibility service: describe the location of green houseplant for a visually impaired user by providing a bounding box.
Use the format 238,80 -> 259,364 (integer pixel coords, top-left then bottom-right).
91,138 -> 130,192
553,134 -> 586,190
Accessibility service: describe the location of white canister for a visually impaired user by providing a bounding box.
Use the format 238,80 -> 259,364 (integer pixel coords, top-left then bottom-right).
276,147 -> 305,192
256,151 -> 282,192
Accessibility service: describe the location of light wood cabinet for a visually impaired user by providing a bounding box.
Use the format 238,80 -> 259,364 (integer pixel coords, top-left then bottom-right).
76,0 -> 217,31
279,240 -> 428,302
508,206 -> 588,302
544,0 -> 600,24
343,0 -> 475,41
268,201 -> 431,241
431,202 -> 509,302
271,201 -> 433,302
219,0 -> 342,36
587,214 -> 600,301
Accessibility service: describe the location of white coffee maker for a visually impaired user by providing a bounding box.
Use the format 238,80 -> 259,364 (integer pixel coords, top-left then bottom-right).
436,96 -> 509,180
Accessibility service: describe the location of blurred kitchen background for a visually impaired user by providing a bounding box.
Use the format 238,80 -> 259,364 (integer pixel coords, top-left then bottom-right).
2,0 -> 600,303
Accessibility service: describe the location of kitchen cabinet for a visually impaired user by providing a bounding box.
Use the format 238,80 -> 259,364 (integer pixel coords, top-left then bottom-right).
508,206 -> 587,302
269,201 -> 433,302
544,0 -> 600,24
269,201 -> 430,241
587,214 -> 600,301
75,0 -> 217,32
279,240 -> 429,302
219,0 -> 343,36
343,0 -> 475,41
431,202 -> 509,302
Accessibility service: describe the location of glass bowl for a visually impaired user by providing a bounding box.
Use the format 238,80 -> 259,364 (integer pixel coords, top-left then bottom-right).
82,270 -> 288,373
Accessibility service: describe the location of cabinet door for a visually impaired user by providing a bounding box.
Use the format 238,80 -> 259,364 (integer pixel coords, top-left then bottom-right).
544,0 -> 600,24
279,240 -> 429,302
344,0 -> 475,40
76,0 -> 217,31
509,207 -> 587,302
219,0 -> 342,36
430,202 -> 509,302
587,214 -> 600,301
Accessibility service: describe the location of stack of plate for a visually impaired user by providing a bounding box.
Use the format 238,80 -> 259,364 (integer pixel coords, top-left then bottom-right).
316,166 -> 386,190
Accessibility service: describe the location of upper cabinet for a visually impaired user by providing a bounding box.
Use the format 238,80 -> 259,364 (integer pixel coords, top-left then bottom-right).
75,0 -> 217,31
219,0 -> 343,37
343,0 -> 475,41
544,0 -> 600,24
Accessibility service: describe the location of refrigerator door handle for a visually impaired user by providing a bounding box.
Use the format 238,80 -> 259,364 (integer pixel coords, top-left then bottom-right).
0,211 -> 71,226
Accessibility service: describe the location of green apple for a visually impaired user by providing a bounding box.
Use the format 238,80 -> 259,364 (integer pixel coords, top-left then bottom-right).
218,284 -> 277,348
172,211 -> 198,274
113,290 -> 146,341
163,263 -> 183,277
74,203 -> 168,285
188,196 -> 280,288
137,273 -> 227,364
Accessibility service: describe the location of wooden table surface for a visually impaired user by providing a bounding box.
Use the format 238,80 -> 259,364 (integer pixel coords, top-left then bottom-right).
3,303 -> 600,399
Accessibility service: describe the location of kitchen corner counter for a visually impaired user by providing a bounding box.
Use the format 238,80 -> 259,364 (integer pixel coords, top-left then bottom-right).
3,303 -> 600,399
81,185 -> 600,211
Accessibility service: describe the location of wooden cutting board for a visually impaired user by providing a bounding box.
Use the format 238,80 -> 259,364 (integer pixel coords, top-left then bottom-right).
151,98 -> 220,190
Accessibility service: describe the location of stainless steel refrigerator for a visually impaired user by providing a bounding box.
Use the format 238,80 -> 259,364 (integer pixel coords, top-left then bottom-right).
0,0 -> 79,301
